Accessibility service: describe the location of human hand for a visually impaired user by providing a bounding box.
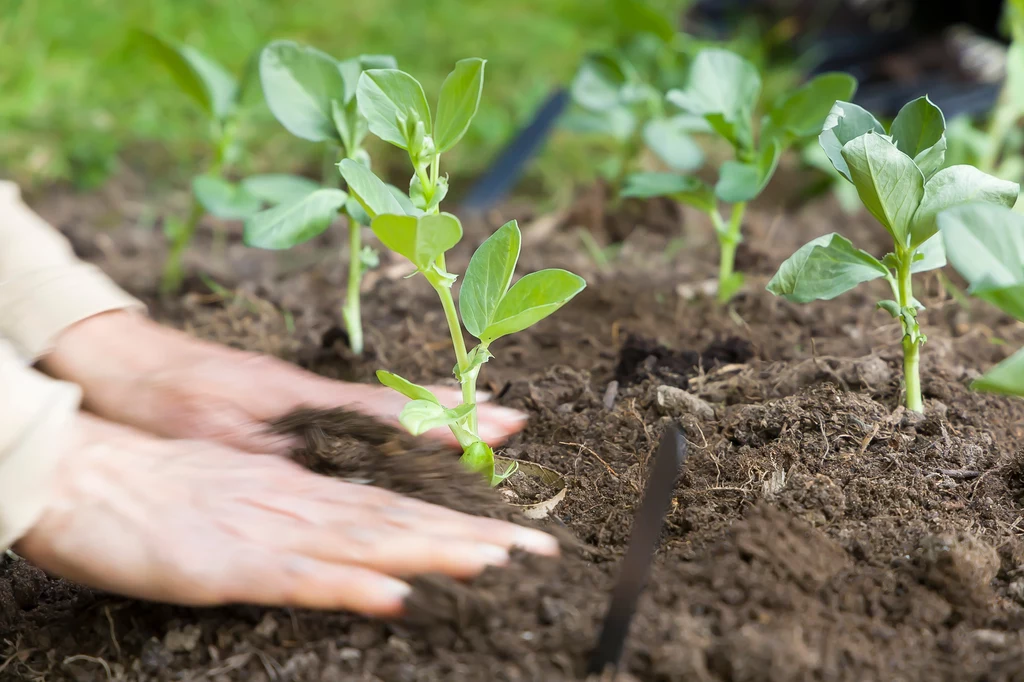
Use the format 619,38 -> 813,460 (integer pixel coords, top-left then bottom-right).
41,311 -> 526,454
15,414 -> 558,615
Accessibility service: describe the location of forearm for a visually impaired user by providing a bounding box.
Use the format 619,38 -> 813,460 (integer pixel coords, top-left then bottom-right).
0,181 -> 144,361
0,341 -> 80,550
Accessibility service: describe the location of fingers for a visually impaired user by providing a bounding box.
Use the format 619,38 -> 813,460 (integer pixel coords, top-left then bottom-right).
217,550 -> 412,616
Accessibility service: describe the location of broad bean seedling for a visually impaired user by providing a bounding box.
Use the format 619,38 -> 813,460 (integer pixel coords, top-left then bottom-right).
940,203 -> 1024,397
768,97 -> 1019,413
623,48 -> 857,302
343,59 -> 586,484
243,41 -> 403,356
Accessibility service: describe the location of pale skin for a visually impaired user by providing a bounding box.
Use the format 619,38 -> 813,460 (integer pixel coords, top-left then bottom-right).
15,311 -> 557,617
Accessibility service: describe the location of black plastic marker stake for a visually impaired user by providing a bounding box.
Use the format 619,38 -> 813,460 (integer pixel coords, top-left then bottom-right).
587,427 -> 687,677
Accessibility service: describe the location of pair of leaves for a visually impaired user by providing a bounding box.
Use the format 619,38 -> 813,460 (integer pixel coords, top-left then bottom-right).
358,59 -> 485,154
135,30 -> 241,124
377,370 -> 502,482
259,41 -> 398,150
620,140 -> 779,209
821,97 -> 1018,248
376,370 -> 477,435
667,48 -> 760,153
338,158 -> 417,219
766,232 -> 948,304
762,72 -> 858,148
195,174 -> 321,220
458,221 -> 587,344
939,203 -> 1024,396
820,97 -> 946,183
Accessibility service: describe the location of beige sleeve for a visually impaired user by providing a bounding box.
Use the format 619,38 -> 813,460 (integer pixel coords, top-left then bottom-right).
0,180 -> 142,549
0,180 -> 144,361
0,341 -> 80,549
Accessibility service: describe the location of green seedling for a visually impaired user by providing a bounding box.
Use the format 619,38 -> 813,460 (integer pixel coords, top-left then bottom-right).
768,97 -> 1019,413
563,1 -> 703,192
623,48 -> 857,302
137,32 -> 321,295
343,60 -> 586,484
135,30 -> 254,293
939,203 -> 1024,396
243,41 -> 401,356
944,2 -> 1024,185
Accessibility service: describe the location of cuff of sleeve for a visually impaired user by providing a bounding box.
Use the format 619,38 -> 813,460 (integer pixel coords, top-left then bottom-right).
0,263 -> 145,361
0,361 -> 81,550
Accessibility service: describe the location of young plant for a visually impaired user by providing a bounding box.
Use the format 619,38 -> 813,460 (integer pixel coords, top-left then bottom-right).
135,31 -> 254,293
342,60 -> 586,484
939,203 -> 1024,396
622,48 -> 857,302
943,3 -> 1024,184
767,97 -> 1019,413
243,41 -> 400,356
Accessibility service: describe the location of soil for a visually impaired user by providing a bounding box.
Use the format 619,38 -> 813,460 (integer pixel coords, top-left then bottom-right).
5,171 -> 1024,681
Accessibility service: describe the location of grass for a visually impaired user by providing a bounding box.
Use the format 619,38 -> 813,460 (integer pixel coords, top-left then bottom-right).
0,0 -> 687,191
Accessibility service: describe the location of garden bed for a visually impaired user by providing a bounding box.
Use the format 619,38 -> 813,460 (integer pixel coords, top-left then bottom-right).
5,176 -> 1024,681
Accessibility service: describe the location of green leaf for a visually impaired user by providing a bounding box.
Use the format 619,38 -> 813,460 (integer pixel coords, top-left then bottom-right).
889,96 -> 947,178
338,158 -> 407,218
819,101 -> 886,181
766,233 -> 890,302
939,203 -> 1024,319
560,107 -> 637,141
911,165 -> 1019,248
621,172 -> 716,212
192,175 -> 261,219
338,54 -> 400,102
667,49 -> 760,152
910,234 -> 947,274
480,270 -> 586,343
764,72 -> 858,145
370,212 -> 462,271
612,0 -> 676,43
460,440 -> 497,486
259,40 -> 346,143
375,370 -> 441,404
715,141 -> 781,203
841,133 -> 924,246
135,31 -> 238,122
642,118 -> 704,172
399,400 -> 475,436
331,98 -> 368,155
877,300 -> 901,318
243,188 -> 347,250
433,58 -> 485,153
357,69 -> 432,150
460,221 -> 522,339
973,348 -> 1024,397
241,174 -> 320,206
570,54 -> 627,112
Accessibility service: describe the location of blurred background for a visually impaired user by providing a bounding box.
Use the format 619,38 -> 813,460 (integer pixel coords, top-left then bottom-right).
0,0 -> 1016,199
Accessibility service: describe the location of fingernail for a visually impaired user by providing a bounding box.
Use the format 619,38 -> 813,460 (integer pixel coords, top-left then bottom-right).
477,544 -> 510,567
478,390 -> 493,401
513,528 -> 560,556
385,577 -> 413,600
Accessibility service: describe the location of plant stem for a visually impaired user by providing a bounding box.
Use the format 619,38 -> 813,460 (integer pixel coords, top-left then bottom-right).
980,104 -> 1015,175
715,202 -> 747,304
341,212 -> 364,355
430,259 -> 478,434
896,251 -> 924,413
160,197 -> 204,295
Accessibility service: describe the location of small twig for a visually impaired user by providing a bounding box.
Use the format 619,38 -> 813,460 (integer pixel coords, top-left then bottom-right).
104,606 -> 121,660
63,656 -> 113,681
937,468 -> 984,480
562,442 -> 619,479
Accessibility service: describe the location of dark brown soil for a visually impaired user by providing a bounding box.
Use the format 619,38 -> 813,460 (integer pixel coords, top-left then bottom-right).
5,176 -> 1024,680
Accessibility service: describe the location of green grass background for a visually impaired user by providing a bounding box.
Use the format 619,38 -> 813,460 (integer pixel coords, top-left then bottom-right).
0,0 -> 686,191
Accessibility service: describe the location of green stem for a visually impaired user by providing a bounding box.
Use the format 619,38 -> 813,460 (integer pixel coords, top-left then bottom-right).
430,256 -> 477,435
341,212 -> 364,356
715,202 -> 746,304
160,197 -> 204,295
980,104 -> 1015,175
896,251 -> 924,413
